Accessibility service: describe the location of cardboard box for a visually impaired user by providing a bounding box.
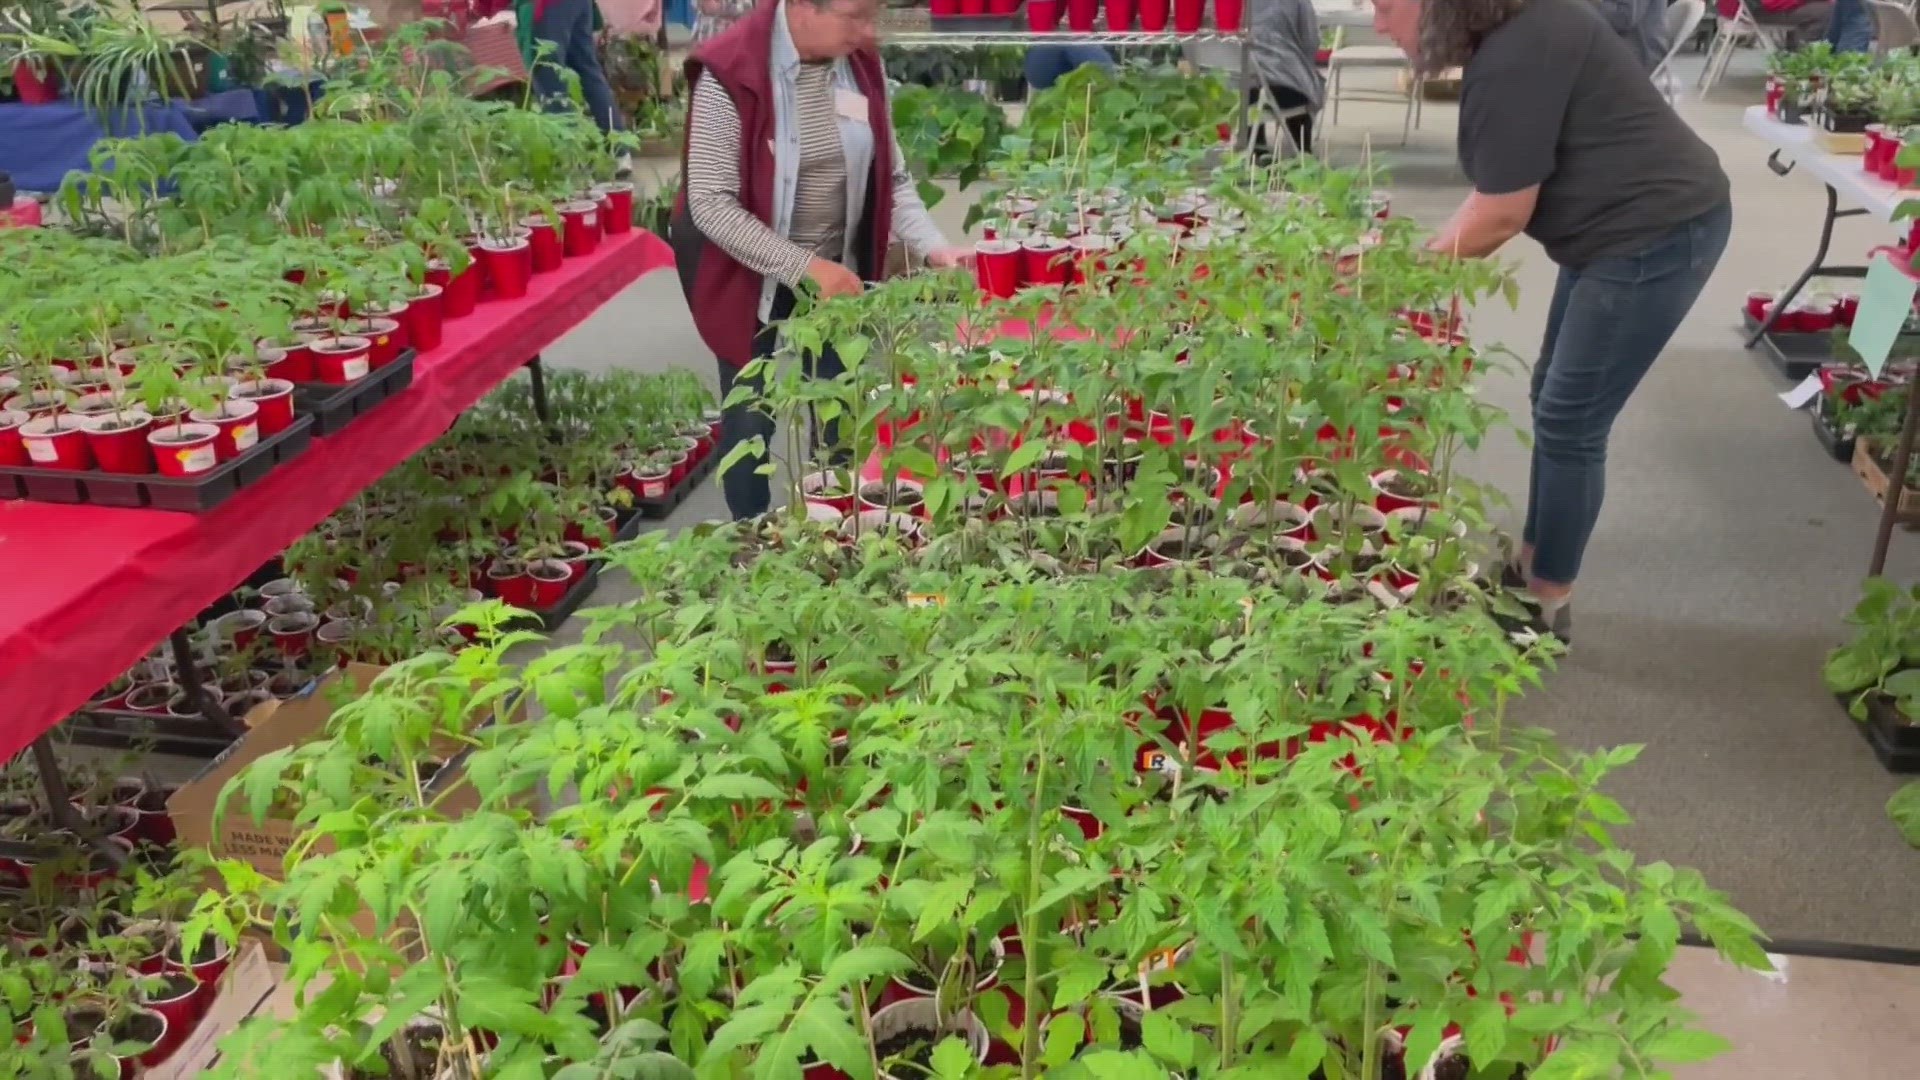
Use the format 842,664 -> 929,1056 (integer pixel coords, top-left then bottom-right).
1853,438 -> 1920,525
147,939 -> 282,1080
167,663 -> 487,878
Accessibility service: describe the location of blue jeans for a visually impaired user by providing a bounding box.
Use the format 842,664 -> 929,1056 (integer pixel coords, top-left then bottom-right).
1827,0 -> 1873,52
532,0 -> 621,133
717,289 -> 846,520
1523,201 -> 1732,585
1024,46 -> 1115,91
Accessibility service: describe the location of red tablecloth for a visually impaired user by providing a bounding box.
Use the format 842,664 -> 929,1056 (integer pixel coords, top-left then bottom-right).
0,229 -> 675,762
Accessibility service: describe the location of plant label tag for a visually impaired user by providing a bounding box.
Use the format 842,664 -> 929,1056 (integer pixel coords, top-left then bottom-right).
834,89 -> 869,124
176,444 -> 216,473
642,478 -> 667,499
906,592 -> 945,608
584,211 -> 597,228
1778,373 -> 1823,409
232,423 -> 259,452
343,357 -> 369,381
24,437 -> 57,463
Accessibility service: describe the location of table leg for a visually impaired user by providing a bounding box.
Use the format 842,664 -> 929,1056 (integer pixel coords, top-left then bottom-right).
29,736 -> 128,867
169,627 -> 242,737
1868,373 -> 1920,576
1747,179 -> 1870,349
527,354 -> 552,425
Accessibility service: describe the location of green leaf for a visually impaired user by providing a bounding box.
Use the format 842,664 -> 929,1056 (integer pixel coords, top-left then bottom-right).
1051,951 -> 1108,1009
1890,782 -> 1920,848
822,945 -> 912,991
690,774 -> 785,801
1643,1026 -> 1733,1065
1041,1011 -> 1085,1069
1140,1009 -> 1196,1069
1000,439 -> 1046,480
930,1035 -> 976,1078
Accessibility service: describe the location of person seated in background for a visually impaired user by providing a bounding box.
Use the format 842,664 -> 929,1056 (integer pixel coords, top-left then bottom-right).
1718,0 -> 1834,48
1024,45 -> 1115,92
1248,0 -> 1324,158
1826,0 -> 1874,53
1590,0 -> 1671,71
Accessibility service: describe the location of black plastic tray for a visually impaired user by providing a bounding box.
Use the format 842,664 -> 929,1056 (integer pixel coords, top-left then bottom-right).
928,14 -> 1016,30
293,348 -> 418,436
512,501 -> 653,630
634,450 -> 719,519
0,415 -> 314,511
1812,401 -> 1858,464
1838,691 -> 1920,774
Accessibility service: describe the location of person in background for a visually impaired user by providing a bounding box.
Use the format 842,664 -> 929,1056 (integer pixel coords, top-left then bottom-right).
1374,0 -> 1731,643
524,0 -> 625,132
695,0 -> 756,42
1024,45 -> 1115,91
1716,0 -> 1834,47
1590,0 -> 1670,71
1247,0 -> 1324,158
1826,0 -> 1873,53
671,0 -> 973,522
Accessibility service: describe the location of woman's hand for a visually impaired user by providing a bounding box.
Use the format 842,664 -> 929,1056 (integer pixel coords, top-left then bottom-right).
806,257 -> 865,298
925,246 -> 976,269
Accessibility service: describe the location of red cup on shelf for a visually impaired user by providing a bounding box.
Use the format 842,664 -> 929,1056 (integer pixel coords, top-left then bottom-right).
479,238 -> 533,300
1106,0 -> 1136,29
268,611 -> 318,657
1799,299 -> 1838,332
1214,0 -> 1243,30
147,421 -> 221,477
975,238 -> 1023,298
264,340 -> 315,384
1066,0 -> 1097,30
434,259 -> 481,319
527,218 -> 564,273
1765,76 -> 1784,117
961,0 -> 987,13
1172,0 -> 1203,32
932,0 -> 959,13
81,411 -> 154,474
310,335 -> 373,384
1836,292 -> 1861,326
1022,237 -> 1072,285
1027,0 -> 1064,29
561,200 -> 602,257
233,378 -> 296,436
189,399 -> 261,463
21,413 -> 92,470
1139,0 -> 1169,29
0,409 -> 28,466
1866,124 -> 1889,174
597,182 -> 634,234
406,284 -> 446,353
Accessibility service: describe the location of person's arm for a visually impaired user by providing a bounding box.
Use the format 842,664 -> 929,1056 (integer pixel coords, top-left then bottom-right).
685,73 -> 819,287
1427,45 -> 1571,260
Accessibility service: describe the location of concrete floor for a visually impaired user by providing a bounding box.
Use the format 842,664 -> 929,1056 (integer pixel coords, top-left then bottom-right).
519,45 -> 1920,1079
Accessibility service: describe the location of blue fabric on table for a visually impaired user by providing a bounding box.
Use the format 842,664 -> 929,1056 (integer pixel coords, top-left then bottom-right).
178,88 -> 261,131
0,87 -> 296,192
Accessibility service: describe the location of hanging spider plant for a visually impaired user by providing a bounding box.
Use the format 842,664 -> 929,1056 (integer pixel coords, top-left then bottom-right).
67,4 -> 208,127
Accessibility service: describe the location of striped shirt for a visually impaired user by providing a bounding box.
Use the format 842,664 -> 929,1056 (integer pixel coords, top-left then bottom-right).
685,69 -> 950,290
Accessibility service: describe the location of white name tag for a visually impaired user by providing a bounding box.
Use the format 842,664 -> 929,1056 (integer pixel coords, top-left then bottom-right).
834,88 -> 869,124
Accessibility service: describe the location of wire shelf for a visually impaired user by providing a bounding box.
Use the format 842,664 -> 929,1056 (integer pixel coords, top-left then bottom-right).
884,29 -> 1248,46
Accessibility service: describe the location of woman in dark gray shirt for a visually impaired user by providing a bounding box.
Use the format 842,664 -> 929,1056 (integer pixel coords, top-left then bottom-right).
1373,0 -> 1732,642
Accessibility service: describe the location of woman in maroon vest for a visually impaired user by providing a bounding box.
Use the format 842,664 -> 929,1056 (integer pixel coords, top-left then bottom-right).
671,0 -> 973,521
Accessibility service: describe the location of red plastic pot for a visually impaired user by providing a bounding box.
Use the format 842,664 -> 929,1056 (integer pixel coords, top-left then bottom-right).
167,936 -> 233,1008
1066,0 -> 1098,29
1172,0 -> 1203,31
633,465 -> 673,500
1837,292 -> 1861,326
1866,124 -> 1889,174
961,0 -> 987,12
1214,0 -> 1243,29
81,412 -> 155,475
597,182 -> 634,234
1765,76 -> 1783,116
1028,0 -> 1064,29
526,559 -> 573,609
480,238 -> 533,300
13,61 -> 59,104
405,284 -> 446,353
1105,0 -> 1136,28
6,389 -> 68,417
263,340 -> 316,384
348,316 -> 406,368
975,238 -> 1024,297
232,378 -> 296,436
1744,290 -> 1774,323
931,0 -> 960,13
527,218 -> 564,272
310,335 -> 373,384
0,408 -> 32,466
1882,138 -> 1906,182
188,400 -> 261,463
561,201 -> 602,257
268,611 -> 318,656
1138,0 -> 1169,28
488,562 -> 536,608
142,973 -> 201,1057
1022,238 -> 1072,285
434,260 -> 481,319
21,413 -> 93,470
147,422 -> 221,477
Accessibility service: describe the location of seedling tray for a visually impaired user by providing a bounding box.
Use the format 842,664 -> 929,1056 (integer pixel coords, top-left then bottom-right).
634,451 -> 719,519
1739,310 -> 1835,380
1811,401 -> 1857,464
64,708 -> 248,758
293,348 -> 418,436
1835,691 -> 1920,773
1851,439 -> 1920,525
0,415 -> 314,511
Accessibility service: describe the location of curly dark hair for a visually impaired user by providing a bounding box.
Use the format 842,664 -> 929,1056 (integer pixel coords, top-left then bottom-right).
1417,0 -> 1533,75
